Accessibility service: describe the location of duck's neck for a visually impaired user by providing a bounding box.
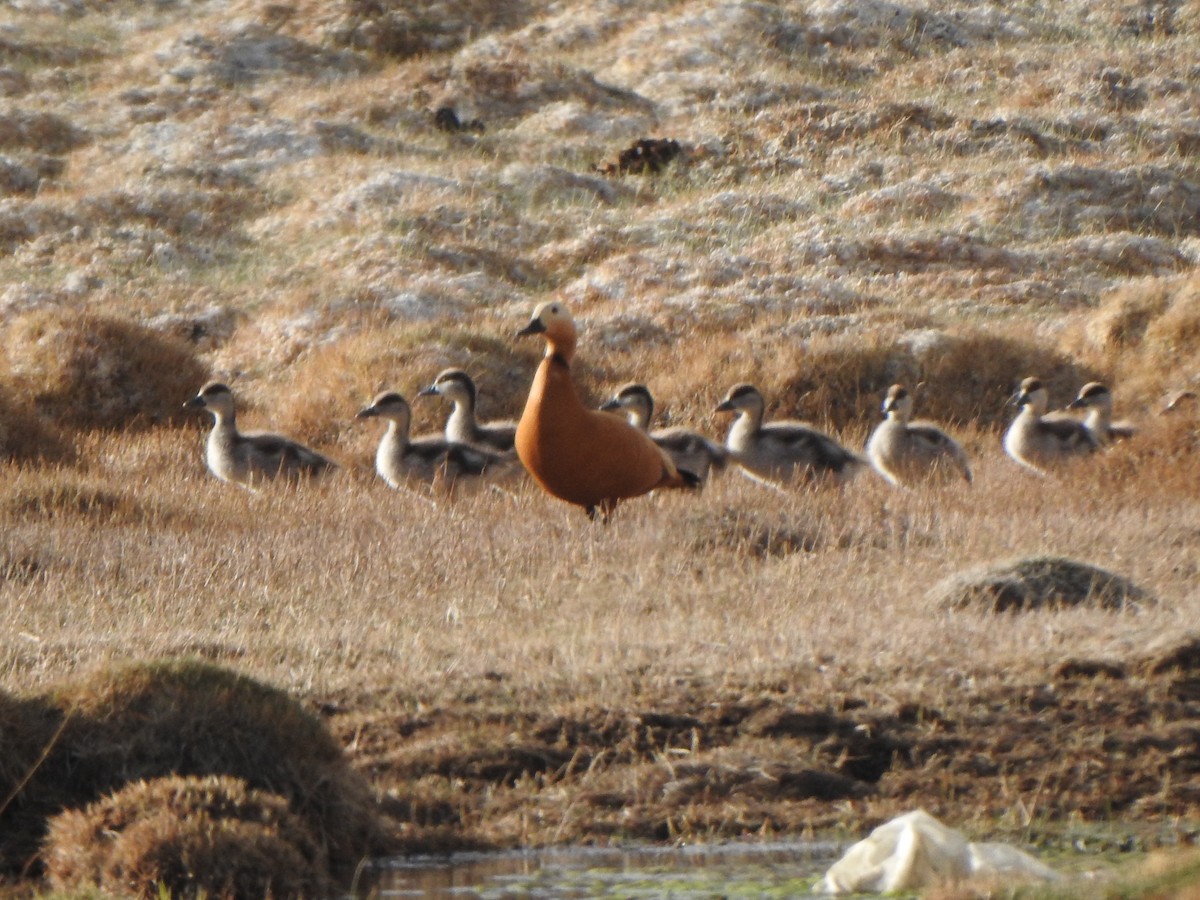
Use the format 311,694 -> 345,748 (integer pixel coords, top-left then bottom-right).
627,405 -> 651,430
726,407 -> 761,447
1084,405 -> 1111,432
208,410 -> 238,443
381,418 -> 408,451
545,334 -> 576,365
447,400 -> 476,441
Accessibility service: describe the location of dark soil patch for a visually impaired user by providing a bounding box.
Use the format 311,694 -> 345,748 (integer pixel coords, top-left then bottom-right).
319,635 -> 1200,855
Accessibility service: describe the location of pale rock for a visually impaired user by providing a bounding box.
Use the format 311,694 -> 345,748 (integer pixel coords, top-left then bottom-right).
819,810 -> 1058,894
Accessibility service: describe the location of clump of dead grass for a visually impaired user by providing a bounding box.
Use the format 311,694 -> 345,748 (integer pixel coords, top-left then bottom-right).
0,386 -> 73,463
0,659 -> 385,881
44,774 -> 330,900
678,327 -> 1091,431
0,110 -> 88,155
0,690 -> 61,873
267,319 -> 536,448
928,556 -> 1152,614
328,0 -> 533,59
1064,273 -> 1200,405
0,471 -> 176,526
2,309 -> 209,431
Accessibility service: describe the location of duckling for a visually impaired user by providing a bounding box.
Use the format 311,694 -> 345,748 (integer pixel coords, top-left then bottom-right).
418,368 -> 518,454
356,391 -> 514,489
515,302 -> 699,520
1067,382 -> 1135,444
600,383 -> 728,483
715,383 -> 864,486
1003,376 -> 1098,475
866,384 -> 972,487
184,382 -> 333,488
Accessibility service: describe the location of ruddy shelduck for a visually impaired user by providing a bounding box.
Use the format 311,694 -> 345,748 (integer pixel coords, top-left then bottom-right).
600,383 -> 728,483
866,384 -> 972,488
515,302 -> 699,519
184,382 -> 334,488
715,383 -> 864,486
1003,376 -> 1098,475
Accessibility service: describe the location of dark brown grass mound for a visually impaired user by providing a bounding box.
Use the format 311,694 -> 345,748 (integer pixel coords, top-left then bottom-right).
0,660 -> 384,881
929,556 -> 1152,613
329,0 -> 533,58
1069,273 -> 1200,404
2,310 -> 209,431
0,110 -> 88,154
0,691 -> 61,873
44,775 -> 329,900
0,386 -> 73,463
785,329 -> 1094,430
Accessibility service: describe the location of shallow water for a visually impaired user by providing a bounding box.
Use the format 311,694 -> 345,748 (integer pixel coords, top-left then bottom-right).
368,841 -> 840,899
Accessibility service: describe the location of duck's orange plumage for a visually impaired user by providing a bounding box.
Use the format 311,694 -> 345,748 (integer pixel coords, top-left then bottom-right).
515,301 -> 697,519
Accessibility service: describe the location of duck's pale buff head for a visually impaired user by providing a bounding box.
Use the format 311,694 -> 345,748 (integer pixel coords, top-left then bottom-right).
715,383 -> 764,415
1012,376 -> 1049,414
185,381 -> 236,418
518,301 -> 577,360
1068,381 -> 1111,411
882,383 -> 914,420
357,391 -> 412,427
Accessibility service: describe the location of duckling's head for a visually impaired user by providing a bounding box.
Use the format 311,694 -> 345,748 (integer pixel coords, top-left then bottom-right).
1011,376 -> 1049,414
420,368 -> 476,406
518,301 -> 577,360
715,383 -> 764,415
601,383 -> 654,424
357,392 -> 412,426
185,382 -> 236,418
882,384 -> 914,420
1067,382 -> 1111,411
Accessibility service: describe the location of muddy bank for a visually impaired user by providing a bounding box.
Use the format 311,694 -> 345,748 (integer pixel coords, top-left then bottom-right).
320,640 -> 1200,856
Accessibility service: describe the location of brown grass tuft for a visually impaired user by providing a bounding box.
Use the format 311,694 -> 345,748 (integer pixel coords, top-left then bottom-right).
1066,274 -> 1200,404
0,473 -> 173,526
928,556 -> 1153,613
0,110 -> 88,154
44,774 -> 329,900
328,0 -> 533,59
0,385 -> 73,463
0,690 -> 61,873
270,319 -> 536,449
0,660 -> 385,881
2,310 -> 209,431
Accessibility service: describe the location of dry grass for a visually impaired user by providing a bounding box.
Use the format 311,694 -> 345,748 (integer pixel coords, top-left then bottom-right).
44,775 -> 329,900
0,657 -> 384,881
1,310 -> 209,433
1,416 -> 1198,861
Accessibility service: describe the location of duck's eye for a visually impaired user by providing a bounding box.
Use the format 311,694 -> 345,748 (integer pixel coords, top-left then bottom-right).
550,304 -> 559,313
